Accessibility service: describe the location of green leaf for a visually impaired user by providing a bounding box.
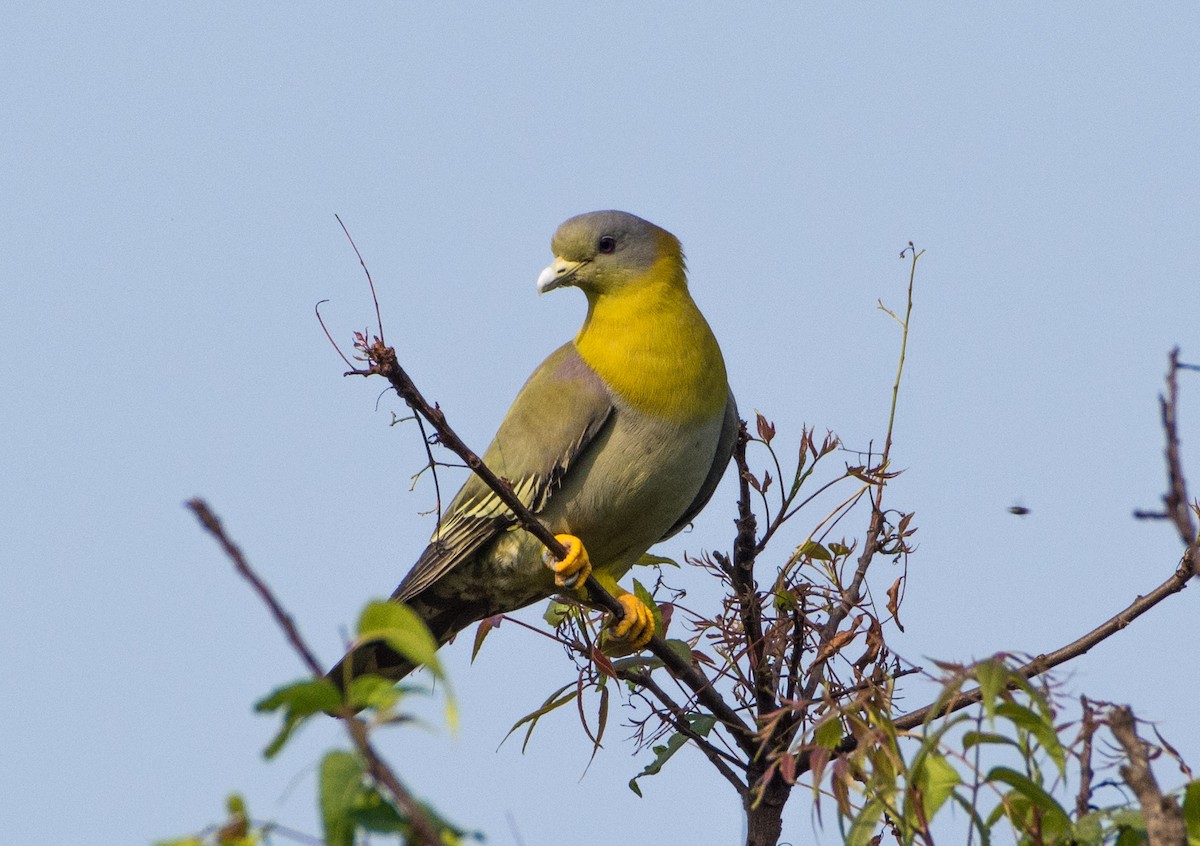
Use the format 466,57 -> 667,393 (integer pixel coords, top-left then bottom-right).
911,752 -> 961,823
814,716 -> 843,749
984,766 -> 1071,831
663,639 -> 693,665
1184,780 -> 1200,846
543,599 -> 574,627
974,658 -> 1007,721
320,751 -> 364,846
798,540 -> 832,561
357,601 -> 442,679
994,701 -> 1066,774
504,684 -> 578,752
1115,820 -> 1147,846
628,714 -> 716,796
635,552 -> 680,569
225,793 -> 247,817
1071,811 -> 1105,846
255,679 -> 342,758
348,787 -> 407,833
962,731 -> 1022,752
346,675 -> 402,713
845,799 -> 885,846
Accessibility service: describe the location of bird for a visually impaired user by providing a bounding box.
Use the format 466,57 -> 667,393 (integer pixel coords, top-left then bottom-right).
327,210 -> 737,694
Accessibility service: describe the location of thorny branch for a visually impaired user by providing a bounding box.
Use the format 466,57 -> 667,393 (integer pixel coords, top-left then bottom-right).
186,499 -> 445,846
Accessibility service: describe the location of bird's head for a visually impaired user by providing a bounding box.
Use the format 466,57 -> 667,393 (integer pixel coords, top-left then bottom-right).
536,210 -> 686,298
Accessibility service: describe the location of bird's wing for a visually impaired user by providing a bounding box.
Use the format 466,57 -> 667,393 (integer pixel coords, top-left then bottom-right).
391,343 -> 614,602
660,390 -> 739,540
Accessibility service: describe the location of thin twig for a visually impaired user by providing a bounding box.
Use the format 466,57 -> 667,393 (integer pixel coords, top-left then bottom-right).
798,249 -> 920,709
1160,348 -> 1196,546
335,215 -> 386,345
892,556 -> 1197,731
622,668 -> 749,794
187,499 -> 324,677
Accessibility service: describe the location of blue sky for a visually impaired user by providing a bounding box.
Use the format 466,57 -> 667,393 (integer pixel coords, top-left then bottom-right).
3,4 -> 1198,844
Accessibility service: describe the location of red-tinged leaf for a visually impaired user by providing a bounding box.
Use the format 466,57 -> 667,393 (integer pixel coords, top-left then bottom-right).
744,470 -> 763,493
816,615 -> 864,662
780,751 -> 797,784
809,745 -> 832,795
591,645 -> 618,680
886,578 -> 904,631
575,674 -> 601,749
756,412 -> 776,444
761,470 -> 773,493
855,616 -> 885,670
658,602 -> 674,635
691,649 -> 716,667
831,757 -> 852,816
471,615 -> 503,662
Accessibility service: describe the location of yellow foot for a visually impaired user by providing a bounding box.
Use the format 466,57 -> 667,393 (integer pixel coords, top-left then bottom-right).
604,592 -> 655,652
544,533 -> 592,589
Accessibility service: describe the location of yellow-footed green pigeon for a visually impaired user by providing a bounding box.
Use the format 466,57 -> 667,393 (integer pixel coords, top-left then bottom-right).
328,210 -> 736,689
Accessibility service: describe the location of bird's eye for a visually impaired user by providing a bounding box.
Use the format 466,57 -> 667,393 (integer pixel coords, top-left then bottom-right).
597,235 -> 617,254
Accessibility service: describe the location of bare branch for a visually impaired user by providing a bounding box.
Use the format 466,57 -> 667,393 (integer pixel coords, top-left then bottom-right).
336,214 -> 386,346
1076,696 -> 1098,819
1159,348 -> 1196,546
893,556 -> 1197,731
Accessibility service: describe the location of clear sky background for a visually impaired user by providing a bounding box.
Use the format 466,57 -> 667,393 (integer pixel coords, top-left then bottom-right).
4,4 -> 1198,844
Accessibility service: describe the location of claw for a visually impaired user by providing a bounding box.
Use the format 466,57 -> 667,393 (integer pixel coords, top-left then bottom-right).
604,592 -> 655,651
544,533 -> 591,589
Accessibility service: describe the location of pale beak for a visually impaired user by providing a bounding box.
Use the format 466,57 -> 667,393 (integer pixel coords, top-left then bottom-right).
536,258 -> 587,294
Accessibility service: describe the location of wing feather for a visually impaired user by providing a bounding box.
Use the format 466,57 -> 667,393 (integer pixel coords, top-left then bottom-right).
391,344 -> 614,602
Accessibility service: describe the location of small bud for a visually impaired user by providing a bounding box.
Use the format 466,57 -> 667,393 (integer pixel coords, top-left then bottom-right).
755,412 -> 776,444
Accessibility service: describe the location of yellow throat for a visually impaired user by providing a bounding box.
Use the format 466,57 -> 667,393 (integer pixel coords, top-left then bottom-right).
573,254 -> 727,424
